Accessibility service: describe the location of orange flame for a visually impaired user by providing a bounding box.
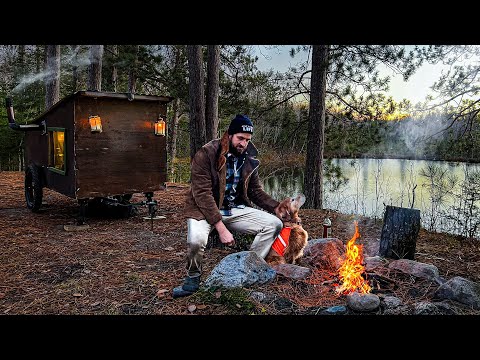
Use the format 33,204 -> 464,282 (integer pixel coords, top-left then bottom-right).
335,221 -> 371,295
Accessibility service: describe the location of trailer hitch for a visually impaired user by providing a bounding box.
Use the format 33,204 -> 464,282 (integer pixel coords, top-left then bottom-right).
144,192 -> 158,218
129,192 -> 162,231
130,193 -> 157,217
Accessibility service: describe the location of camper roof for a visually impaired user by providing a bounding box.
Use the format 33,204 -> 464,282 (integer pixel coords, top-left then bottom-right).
32,91 -> 175,124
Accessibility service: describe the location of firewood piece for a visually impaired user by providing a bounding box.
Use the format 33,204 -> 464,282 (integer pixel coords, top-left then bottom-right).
367,272 -> 396,285
367,273 -> 398,292
379,205 -> 420,260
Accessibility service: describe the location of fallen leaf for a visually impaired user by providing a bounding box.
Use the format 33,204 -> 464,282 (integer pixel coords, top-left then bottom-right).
215,291 -> 221,299
188,304 -> 196,313
90,301 -> 100,306
73,293 -> 83,297
196,304 -> 207,310
157,289 -> 169,297
235,304 -> 242,309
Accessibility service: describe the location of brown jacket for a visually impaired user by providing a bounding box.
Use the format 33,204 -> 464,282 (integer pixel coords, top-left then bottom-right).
184,131 -> 280,225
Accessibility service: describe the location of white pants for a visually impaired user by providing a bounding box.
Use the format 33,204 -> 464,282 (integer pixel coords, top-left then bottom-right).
185,206 -> 283,277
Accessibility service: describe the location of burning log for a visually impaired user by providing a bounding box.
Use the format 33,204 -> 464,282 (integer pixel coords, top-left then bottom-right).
379,205 -> 420,260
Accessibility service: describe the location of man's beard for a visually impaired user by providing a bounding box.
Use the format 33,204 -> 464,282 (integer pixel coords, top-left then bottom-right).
229,141 -> 245,156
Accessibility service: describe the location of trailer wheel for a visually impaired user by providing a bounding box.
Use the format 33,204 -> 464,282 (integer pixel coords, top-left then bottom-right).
122,194 -> 133,202
113,194 -> 133,203
25,164 -> 43,212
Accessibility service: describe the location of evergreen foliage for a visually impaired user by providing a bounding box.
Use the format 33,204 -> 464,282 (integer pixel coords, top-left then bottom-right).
1,45 -> 479,171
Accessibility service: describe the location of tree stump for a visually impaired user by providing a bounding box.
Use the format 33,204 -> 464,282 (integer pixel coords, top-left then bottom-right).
379,205 -> 421,260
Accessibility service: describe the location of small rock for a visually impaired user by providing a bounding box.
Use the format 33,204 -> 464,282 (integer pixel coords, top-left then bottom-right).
347,291 -> 380,312
322,305 -> 348,315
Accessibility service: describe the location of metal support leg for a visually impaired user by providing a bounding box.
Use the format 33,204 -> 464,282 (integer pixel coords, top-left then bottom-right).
77,198 -> 88,225
144,192 -> 157,231
144,192 -> 157,218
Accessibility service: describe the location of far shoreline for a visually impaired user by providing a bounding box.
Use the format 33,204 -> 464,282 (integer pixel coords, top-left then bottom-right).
260,150 -> 480,165
326,153 -> 480,164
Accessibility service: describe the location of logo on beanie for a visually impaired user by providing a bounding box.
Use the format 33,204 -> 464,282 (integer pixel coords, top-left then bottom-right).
242,125 -> 253,133
228,114 -> 254,135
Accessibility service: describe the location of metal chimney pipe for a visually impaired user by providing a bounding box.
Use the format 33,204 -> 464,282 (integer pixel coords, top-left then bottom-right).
5,98 -> 43,131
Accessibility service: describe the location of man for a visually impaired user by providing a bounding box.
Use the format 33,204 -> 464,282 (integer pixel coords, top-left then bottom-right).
176,114 -> 283,296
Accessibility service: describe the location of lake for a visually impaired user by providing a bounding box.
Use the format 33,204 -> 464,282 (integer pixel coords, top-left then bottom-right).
261,158 -> 480,239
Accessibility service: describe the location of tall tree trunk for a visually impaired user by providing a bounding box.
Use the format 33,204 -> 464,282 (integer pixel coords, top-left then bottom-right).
17,45 -> 25,75
168,45 -> 183,176
20,145 -> 24,171
205,45 -> 220,141
128,45 -> 139,93
16,45 -> 25,171
168,98 -> 181,177
304,45 -> 329,209
45,45 -> 61,109
18,45 -> 25,60
35,45 -> 43,113
88,45 -> 103,91
70,45 -> 79,92
112,45 -> 118,92
187,45 -> 206,159
18,148 -> 22,171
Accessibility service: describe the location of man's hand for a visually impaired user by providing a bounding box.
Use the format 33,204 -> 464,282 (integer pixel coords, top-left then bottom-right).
274,203 -> 288,220
214,220 -> 235,247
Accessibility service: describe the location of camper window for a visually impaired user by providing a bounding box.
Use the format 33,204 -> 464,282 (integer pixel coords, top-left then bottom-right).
47,128 -> 66,175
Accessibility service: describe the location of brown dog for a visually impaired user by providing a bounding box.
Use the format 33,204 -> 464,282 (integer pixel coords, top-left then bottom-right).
265,194 -> 309,266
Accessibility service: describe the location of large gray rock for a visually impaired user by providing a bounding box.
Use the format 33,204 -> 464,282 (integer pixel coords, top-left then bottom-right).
413,301 -> 457,315
433,276 -> 480,309
388,258 -> 439,280
204,251 -> 276,289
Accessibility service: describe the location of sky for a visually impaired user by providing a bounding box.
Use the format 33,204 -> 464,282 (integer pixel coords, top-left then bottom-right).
253,45 -> 465,105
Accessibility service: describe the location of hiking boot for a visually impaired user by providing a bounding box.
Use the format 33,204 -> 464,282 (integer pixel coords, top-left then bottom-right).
172,286 -> 194,298
182,276 -> 200,292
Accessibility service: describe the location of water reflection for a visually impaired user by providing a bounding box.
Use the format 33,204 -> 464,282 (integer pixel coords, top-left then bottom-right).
261,158 -> 480,239
262,167 -> 304,200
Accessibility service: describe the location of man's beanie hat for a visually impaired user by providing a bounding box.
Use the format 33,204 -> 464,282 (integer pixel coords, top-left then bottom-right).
228,114 -> 254,135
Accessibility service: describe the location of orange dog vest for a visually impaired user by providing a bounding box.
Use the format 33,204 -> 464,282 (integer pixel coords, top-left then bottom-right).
271,227 -> 292,256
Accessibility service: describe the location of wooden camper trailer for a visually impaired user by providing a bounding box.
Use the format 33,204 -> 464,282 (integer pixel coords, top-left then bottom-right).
6,91 -> 174,223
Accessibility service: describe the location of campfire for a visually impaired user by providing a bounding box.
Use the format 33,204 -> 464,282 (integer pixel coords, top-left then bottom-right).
335,221 -> 372,295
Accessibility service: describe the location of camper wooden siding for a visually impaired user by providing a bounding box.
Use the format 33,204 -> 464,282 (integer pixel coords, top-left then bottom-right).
25,96 -> 76,198
74,95 -> 168,198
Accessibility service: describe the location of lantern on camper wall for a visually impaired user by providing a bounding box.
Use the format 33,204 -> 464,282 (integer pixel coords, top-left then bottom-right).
155,116 -> 166,136
89,115 -> 103,133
